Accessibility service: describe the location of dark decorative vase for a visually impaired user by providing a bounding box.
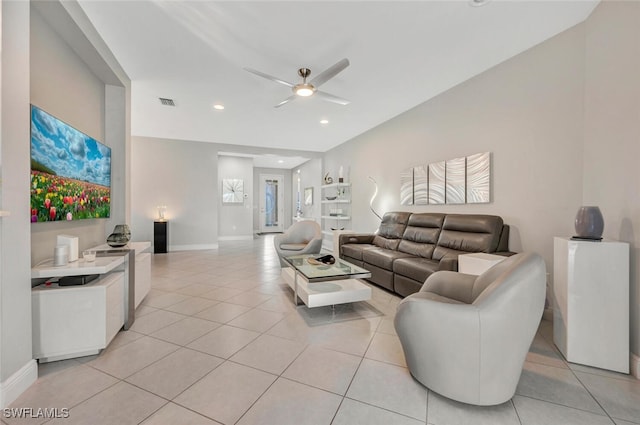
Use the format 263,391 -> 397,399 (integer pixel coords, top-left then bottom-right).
107,224 -> 131,247
574,206 -> 604,239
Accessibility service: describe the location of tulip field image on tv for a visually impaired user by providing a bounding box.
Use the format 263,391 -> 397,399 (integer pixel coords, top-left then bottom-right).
30,105 -> 111,222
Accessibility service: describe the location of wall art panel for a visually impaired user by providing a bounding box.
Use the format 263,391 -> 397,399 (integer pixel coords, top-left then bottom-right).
400,167 -> 414,206
466,152 -> 491,203
446,157 -> 466,204
414,165 -> 428,205
428,161 -> 445,205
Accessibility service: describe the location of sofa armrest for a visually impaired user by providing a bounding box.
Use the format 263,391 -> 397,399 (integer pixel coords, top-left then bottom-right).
421,270 -> 477,304
438,255 -> 459,271
338,233 -> 375,246
494,251 -> 516,257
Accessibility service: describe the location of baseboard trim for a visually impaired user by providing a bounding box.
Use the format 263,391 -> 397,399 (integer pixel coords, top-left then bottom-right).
630,352 -> 640,380
168,243 -> 218,252
218,236 -> 254,241
0,360 -> 37,408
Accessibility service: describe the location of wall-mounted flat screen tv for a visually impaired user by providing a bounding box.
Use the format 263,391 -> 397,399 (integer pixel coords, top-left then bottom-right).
30,105 -> 111,222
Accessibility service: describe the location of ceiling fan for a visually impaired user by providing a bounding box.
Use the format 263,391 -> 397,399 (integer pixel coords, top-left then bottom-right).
244,58 -> 350,108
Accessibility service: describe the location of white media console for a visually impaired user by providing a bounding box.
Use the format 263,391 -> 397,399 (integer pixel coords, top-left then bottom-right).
31,241 -> 151,362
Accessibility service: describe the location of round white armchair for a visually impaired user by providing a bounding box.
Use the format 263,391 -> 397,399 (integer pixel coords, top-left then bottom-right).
394,252 -> 546,406
273,221 -> 323,267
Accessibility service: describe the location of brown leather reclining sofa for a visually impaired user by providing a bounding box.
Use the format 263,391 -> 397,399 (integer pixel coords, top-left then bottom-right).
338,212 -> 513,297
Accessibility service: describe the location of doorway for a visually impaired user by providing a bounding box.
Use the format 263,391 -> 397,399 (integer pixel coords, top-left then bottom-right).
259,174 -> 284,233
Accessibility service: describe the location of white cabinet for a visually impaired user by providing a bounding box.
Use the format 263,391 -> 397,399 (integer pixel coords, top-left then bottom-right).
32,272 -> 125,362
90,241 -> 152,308
553,237 -> 629,373
31,241 -> 152,362
321,183 -> 351,253
135,252 -> 151,308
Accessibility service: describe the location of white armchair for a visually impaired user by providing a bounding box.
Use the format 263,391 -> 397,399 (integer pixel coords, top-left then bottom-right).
273,221 -> 323,267
394,252 -> 546,406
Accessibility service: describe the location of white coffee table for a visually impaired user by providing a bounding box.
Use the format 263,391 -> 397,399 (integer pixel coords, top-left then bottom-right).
281,255 -> 372,308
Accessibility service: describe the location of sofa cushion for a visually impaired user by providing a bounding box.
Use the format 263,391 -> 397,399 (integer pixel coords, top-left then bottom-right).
393,257 -> 440,283
363,247 -> 414,270
397,213 -> 445,258
378,211 -> 412,239
372,236 -> 401,250
433,214 -> 504,261
342,243 -> 375,261
394,274 -> 425,298
365,263 -> 395,292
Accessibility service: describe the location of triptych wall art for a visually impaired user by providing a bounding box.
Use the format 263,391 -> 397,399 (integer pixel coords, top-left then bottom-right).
400,152 -> 491,205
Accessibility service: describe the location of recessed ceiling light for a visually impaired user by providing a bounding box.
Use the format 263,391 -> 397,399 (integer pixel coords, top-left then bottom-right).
278,160 -> 284,164
320,119 -> 329,125
213,104 -> 225,110
469,0 -> 491,7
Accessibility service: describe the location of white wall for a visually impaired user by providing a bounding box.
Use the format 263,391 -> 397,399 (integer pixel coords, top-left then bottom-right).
218,156 -> 253,240
131,138 -> 319,246
292,158 -> 322,223
583,0 -> 640,362
0,0 -> 34,400
131,136 -> 219,251
324,23 -> 585,264
0,0 -> 129,405
29,7 -> 108,264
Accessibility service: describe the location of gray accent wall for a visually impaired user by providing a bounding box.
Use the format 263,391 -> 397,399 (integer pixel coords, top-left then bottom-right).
131,140 -> 320,244
131,136 -> 219,251
324,21 -> 585,252
583,1 -> 640,361
323,1 -> 640,366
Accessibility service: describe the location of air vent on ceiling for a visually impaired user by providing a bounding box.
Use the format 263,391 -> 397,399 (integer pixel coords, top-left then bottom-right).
159,97 -> 175,106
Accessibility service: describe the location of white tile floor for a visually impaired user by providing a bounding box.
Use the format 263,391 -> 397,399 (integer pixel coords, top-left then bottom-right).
6,236 -> 640,425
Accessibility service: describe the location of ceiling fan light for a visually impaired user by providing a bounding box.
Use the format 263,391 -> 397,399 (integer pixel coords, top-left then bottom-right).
294,84 -> 315,97
469,0 -> 491,6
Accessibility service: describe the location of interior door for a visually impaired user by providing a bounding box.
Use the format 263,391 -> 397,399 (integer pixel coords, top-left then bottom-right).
259,174 -> 284,233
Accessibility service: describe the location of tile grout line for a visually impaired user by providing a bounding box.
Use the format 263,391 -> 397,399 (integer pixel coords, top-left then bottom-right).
569,368 -> 624,424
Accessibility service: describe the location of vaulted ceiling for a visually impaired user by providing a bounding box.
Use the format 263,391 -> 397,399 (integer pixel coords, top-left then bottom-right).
78,0 -> 599,164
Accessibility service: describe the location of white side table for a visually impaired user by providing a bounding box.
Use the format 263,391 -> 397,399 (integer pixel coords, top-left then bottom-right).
332,229 -> 352,259
553,237 -> 629,373
458,253 -> 506,275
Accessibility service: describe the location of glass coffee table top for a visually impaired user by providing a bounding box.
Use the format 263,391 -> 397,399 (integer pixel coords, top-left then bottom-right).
282,254 -> 372,308
283,254 -> 371,282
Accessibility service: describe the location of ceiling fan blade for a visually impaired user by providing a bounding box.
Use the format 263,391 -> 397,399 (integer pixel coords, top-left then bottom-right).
244,67 -> 295,88
274,95 -> 298,108
310,58 -> 350,88
315,90 -> 350,106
